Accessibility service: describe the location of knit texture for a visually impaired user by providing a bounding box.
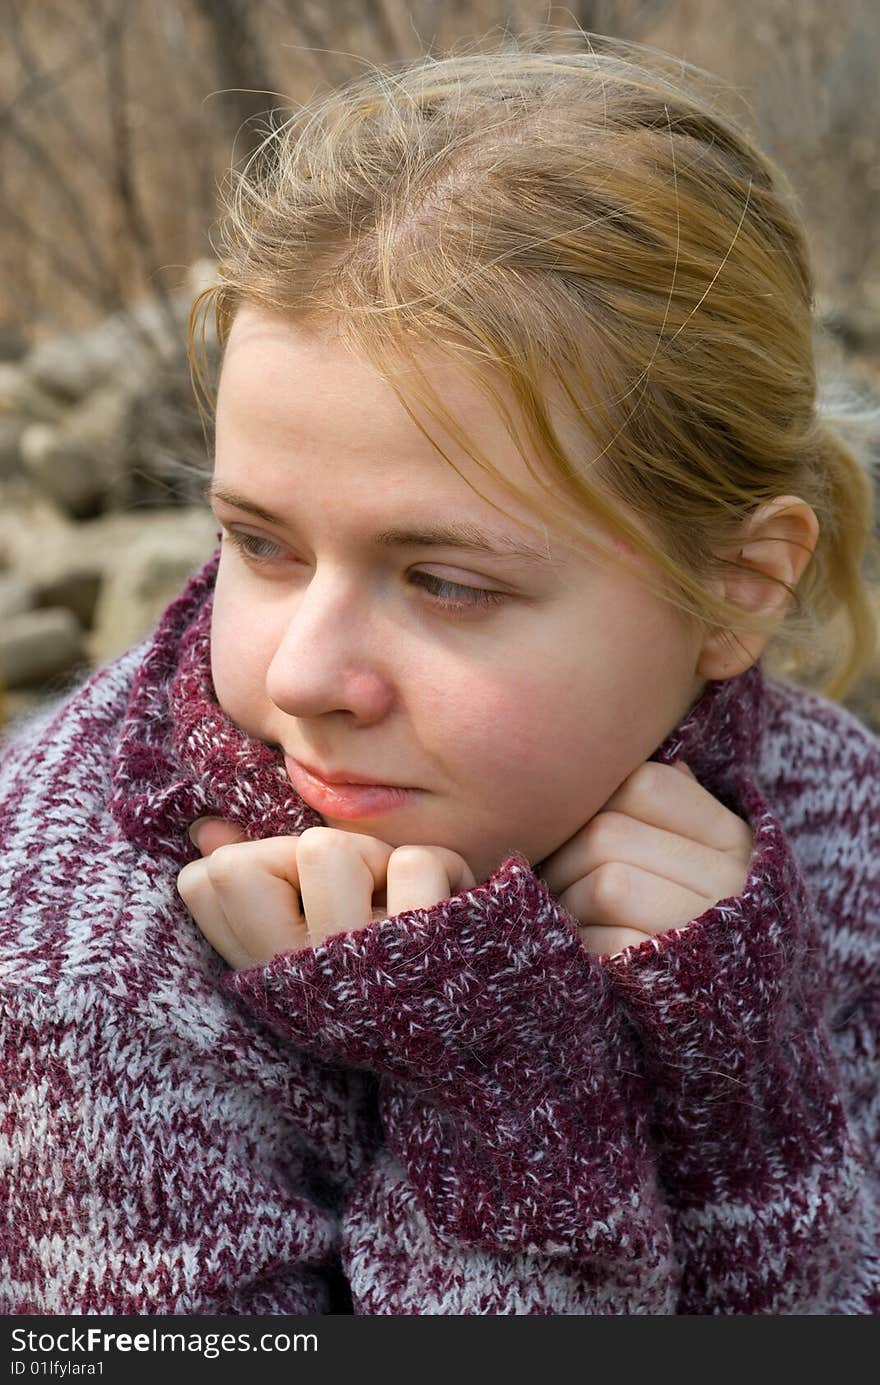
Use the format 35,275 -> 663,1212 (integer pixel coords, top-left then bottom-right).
1,547 -> 878,1314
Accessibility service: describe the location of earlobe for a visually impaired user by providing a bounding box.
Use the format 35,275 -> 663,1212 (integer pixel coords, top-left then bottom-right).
695,496 -> 819,681
696,626 -> 760,682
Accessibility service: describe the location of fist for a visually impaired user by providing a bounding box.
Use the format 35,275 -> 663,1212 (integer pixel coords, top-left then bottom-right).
535,759 -> 754,958
177,821 -> 476,970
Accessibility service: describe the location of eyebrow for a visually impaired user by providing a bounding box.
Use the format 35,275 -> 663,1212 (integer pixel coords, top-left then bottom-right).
204,480 -> 560,566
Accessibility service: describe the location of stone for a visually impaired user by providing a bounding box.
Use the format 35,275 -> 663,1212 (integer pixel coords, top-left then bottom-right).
0,418 -> 24,479
121,361 -> 213,510
25,318 -> 137,402
20,424 -> 107,519
0,362 -> 66,424
0,607 -> 87,689
35,570 -> 103,631
0,573 -> 33,621
87,508 -> 218,665
20,378 -> 139,518
0,486 -> 71,577
0,327 -> 27,363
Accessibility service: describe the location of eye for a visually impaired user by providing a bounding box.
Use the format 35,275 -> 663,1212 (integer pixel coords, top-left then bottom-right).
411,572 -> 506,611
222,528 -> 507,614
222,529 -> 286,563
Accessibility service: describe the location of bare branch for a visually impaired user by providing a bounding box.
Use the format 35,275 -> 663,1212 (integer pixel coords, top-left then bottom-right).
1,0 -> 113,183
100,0 -> 181,353
192,0 -> 282,157
0,197 -> 116,316
2,114 -> 121,308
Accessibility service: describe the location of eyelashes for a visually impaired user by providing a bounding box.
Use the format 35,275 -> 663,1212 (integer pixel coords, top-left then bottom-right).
220,528 -> 507,613
409,571 -> 506,611
224,531 -> 280,562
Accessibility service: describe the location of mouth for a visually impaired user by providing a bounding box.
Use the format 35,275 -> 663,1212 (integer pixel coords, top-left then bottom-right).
290,757 -> 409,788
284,755 -> 420,820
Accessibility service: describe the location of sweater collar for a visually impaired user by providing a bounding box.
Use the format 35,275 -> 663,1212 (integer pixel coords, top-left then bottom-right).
109,548 -> 765,865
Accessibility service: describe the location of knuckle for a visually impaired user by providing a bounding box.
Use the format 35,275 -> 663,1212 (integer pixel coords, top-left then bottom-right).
295,825 -> 349,865
205,842 -> 243,883
175,863 -> 199,902
638,761 -> 670,798
591,861 -> 631,915
665,829 -> 694,863
588,810 -> 628,853
605,761 -> 666,814
389,844 -> 434,873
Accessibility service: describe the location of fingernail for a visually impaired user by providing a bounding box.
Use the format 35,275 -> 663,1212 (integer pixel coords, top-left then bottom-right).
188,816 -> 220,847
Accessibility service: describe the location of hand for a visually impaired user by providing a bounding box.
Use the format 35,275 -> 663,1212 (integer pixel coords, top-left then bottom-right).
535,760 -> 754,958
177,821 -> 476,970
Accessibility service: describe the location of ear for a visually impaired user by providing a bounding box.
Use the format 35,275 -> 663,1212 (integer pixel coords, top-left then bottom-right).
696,495 -> 819,680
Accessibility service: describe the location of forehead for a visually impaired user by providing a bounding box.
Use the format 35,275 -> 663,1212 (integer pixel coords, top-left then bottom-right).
220,309 -> 539,492
217,306 -> 645,565
220,307 -> 522,449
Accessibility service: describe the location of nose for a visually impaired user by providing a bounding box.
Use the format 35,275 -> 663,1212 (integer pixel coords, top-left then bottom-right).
264,570 -> 396,725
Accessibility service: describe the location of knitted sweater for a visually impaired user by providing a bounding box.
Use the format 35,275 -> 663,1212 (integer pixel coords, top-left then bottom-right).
1,549 -> 878,1315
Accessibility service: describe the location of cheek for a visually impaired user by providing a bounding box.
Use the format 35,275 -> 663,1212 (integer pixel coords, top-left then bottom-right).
433,669 -> 591,789
209,588 -> 273,724
431,612 -> 678,812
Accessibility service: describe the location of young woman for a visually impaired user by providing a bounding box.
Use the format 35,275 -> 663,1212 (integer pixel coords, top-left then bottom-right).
2,35 -> 877,1314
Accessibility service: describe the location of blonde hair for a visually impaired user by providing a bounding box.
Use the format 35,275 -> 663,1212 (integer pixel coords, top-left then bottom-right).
189,30 -> 880,702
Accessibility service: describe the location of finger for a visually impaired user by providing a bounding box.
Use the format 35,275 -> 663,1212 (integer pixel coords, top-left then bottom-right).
559,861 -> 714,939
187,836 -> 310,965
177,858 -> 284,970
188,817 -> 249,856
386,845 -> 476,915
539,769 -> 753,899
601,760 -> 752,855
601,758 -> 753,853
577,924 -> 653,958
296,827 -> 394,947
565,811 -> 749,902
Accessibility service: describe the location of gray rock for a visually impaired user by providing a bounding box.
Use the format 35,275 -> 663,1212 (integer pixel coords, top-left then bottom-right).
0,327 -> 27,363
0,488 -> 71,575
23,298 -> 184,405
35,570 -> 102,631
0,498 -> 216,660
0,362 -> 66,424
20,425 -> 106,519
121,359 -> 214,510
0,607 -> 87,689
128,296 -> 189,360
20,381 -> 136,518
0,572 -> 33,620
0,418 -> 25,479
87,508 -> 218,665
25,318 -> 135,403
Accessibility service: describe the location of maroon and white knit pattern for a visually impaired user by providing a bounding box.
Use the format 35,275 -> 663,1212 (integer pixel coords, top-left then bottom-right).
1,548 -> 877,1314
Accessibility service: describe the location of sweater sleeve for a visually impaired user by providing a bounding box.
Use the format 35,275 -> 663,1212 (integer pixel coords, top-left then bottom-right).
222,855 -> 680,1314
601,764 -> 876,1315
221,765 -> 877,1315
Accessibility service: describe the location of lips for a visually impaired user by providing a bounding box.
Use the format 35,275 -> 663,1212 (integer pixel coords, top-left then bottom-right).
284,754 -> 419,820
289,756 -> 408,789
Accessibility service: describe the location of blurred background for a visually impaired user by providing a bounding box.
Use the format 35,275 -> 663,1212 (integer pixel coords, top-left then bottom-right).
1,0 -> 879,740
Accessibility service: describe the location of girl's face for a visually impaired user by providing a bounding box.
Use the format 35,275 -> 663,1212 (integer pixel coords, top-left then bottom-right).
209,306 -> 708,883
